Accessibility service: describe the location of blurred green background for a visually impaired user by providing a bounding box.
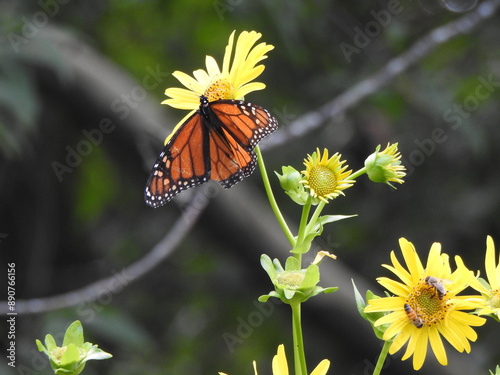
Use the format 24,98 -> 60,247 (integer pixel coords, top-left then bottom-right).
1,0 -> 500,374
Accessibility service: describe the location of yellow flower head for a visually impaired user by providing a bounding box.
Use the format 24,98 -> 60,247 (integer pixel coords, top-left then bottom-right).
364,143 -> 406,187
457,236 -> 500,320
160,30 -> 273,145
364,238 -> 486,370
219,344 -> 330,375
163,30 -> 273,109
301,148 -> 355,203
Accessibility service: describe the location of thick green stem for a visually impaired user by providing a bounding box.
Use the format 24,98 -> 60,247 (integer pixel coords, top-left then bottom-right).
304,200 -> 326,235
291,302 -> 307,375
372,340 -> 391,375
256,146 -> 295,246
292,196 -> 312,263
349,167 -> 367,180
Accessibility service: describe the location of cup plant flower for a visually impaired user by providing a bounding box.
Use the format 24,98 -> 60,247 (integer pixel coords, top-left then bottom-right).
36,320 -> 112,375
363,238 -> 487,371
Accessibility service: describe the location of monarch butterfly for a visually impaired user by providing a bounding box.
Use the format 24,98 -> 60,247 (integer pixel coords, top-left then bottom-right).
144,95 -> 278,207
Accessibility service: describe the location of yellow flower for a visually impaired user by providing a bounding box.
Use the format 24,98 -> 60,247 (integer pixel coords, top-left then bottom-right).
164,30 -> 273,106
457,236 -> 500,320
301,148 -> 355,203
364,238 -> 486,370
364,143 -> 406,187
161,30 -> 273,145
219,344 -> 330,375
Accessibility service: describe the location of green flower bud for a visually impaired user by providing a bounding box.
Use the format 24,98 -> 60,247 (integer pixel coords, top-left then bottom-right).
364,143 -> 406,188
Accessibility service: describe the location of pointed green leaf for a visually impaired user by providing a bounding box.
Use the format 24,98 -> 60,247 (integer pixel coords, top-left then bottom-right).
84,346 -> 113,361
45,334 -> 57,351
260,254 -> 277,280
36,339 -> 47,354
317,214 -> 357,226
322,286 -> 339,294
352,279 -> 367,315
284,256 -> 300,271
302,264 -> 320,289
63,321 -> 84,347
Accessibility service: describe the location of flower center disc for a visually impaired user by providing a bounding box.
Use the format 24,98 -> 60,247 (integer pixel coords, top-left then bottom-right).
309,165 -> 337,196
408,282 -> 448,327
204,79 -> 233,101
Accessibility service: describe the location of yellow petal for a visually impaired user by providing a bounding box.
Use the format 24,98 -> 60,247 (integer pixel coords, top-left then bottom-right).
204,55 -> 222,77
222,30 -> 236,75
310,359 -> 330,375
389,326 -> 411,353
272,345 -> 288,375
485,235 -> 499,289
399,238 -> 424,283
405,329 -> 427,370
377,278 -> 412,298
428,327 -> 447,365
172,70 -> 204,94
235,82 -> 266,99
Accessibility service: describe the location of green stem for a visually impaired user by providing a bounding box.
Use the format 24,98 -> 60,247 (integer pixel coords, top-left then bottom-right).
256,146 -> 295,246
292,196 -> 312,263
349,167 -> 367,180
372,340 -> 391,375
304,200 -> 326,235
291,302 -> 307,375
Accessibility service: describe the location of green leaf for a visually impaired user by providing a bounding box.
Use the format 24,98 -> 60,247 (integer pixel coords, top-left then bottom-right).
63,321 -> 84,347
284,256 -> 300,271
60,343 -> 80,366
44,334 -> 57,351
489,365 -> 500,375
317,214 -> 357,227
322,286 -> 339,294
352,279 -> 367,315
260,254 -> 277,280
301,264 -> 320,289
36,339 -> 47,354
84,346 -> 113,361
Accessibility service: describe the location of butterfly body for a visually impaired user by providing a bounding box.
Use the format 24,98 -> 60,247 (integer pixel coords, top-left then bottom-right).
145,96 -> 278,207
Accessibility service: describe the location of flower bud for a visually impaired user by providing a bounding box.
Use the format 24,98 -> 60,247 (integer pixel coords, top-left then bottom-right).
364,143 -> 406,188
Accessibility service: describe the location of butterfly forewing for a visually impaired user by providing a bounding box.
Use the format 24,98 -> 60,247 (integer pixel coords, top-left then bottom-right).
144,112 -> 210,207
210,100 -> 278,149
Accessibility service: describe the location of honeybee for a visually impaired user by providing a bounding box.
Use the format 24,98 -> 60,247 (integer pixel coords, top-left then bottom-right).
404,303 -> 423,328
425,276 -> 450,300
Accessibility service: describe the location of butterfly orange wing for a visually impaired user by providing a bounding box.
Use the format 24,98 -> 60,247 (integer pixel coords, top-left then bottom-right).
207,100 -> 278,188
144,111 -> 209,207
144,97 -> 278,207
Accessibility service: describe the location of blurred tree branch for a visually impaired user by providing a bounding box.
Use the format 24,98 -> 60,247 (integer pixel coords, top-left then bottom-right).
0,188 -> 208,315
263,0 -> 500,151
